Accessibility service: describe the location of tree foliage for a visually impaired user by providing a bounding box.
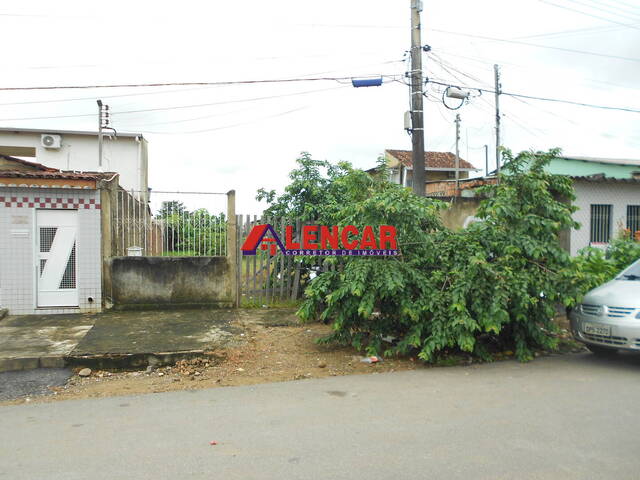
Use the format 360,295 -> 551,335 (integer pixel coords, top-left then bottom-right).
280,148 -> 585,361
156,201 -> 226,255
570,235 -> 640,293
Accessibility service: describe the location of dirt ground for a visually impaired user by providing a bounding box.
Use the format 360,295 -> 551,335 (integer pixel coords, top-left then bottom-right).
2,313 -> 583,406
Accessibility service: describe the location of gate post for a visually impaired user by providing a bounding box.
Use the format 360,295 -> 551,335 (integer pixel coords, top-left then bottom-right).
226,190 -> 239,307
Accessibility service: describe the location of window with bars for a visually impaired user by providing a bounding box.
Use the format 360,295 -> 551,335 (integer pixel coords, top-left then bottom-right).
627,205 -> 640,240
590,204 -> 612,243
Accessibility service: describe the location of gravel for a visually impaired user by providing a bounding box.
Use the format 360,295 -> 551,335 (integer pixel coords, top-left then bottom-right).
0,368 -> 72,402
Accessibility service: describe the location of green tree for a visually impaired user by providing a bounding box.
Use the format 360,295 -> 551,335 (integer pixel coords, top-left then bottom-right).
294,148 -> 582,361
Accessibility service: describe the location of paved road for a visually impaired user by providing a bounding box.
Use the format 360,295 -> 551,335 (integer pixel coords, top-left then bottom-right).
0,368 -> 72,402
1,352 -> 639,480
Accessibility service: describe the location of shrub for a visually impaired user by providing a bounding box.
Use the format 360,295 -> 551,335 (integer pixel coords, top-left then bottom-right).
297,148 -> 581,361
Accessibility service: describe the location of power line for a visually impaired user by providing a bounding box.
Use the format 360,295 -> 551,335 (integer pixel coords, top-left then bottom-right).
571,0 -> 640,19
0,74 -> 400,92
0,85 -> 353,122
538,0 -> 640,29
557,0 -> 640,21
514,22 -> 638,40
426,79 -> 640,114
431,28 -> 640,62
137,106 -> 309,135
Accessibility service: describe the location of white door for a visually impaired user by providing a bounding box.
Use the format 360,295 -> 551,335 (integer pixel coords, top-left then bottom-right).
36,210 -> 78,307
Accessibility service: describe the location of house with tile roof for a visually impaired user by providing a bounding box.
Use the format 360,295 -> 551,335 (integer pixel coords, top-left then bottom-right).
0,155 -> 121,315
379,149 -> 481,192
425,155 -> 640,256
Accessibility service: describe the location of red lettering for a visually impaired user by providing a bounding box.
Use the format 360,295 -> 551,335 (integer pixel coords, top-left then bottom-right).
302,225 -> 319,249
379,225 -> 397,249
320,226 -> 339,249
359,226 -> 378,249
341,225 -> 359,249
285,225 -> 300,249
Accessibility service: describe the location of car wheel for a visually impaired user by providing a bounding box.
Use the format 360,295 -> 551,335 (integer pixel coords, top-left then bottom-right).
586,344 -> 618,356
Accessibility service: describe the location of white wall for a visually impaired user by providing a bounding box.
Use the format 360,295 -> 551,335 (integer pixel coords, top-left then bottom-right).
0,187 -> 102,314
0,131 -> 147,194
570,181 -> 640,256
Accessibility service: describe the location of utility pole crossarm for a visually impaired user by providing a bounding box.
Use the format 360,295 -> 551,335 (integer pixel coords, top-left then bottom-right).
410,0 -> 426,196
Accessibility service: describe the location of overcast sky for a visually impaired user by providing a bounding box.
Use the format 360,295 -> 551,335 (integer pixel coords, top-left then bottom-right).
0,0 -> 638,213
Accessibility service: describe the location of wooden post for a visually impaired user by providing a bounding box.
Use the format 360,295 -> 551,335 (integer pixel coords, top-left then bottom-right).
226,190 -> 239,307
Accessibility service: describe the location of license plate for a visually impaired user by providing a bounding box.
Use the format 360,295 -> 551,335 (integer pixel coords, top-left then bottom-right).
583,322 -> 611,337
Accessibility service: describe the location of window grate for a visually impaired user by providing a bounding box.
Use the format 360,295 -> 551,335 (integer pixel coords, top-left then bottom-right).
39,227 -> 57,252
627,205 -> 640,240
59,242 -> 76,289
590,204 -> 612,243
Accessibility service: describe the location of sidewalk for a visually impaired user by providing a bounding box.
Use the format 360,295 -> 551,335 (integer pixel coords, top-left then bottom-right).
0,309 -> 244,372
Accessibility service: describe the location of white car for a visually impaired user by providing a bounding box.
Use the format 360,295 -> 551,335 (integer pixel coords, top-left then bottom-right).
570,258 -> 640,355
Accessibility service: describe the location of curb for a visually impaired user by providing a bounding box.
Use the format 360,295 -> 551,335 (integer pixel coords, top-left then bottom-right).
0,356 -> 65,373
65,350 -> 216,370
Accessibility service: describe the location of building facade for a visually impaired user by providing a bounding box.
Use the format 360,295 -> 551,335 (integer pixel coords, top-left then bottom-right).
0,127 -> 147,195
0,156 -> 117,315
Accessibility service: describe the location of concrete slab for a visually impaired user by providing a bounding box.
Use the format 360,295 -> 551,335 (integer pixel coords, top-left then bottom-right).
68,309 -> 243,369
0,315 -> 94,372
0,309 -> 250,372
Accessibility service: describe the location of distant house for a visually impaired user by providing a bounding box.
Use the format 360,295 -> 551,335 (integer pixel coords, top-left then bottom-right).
372,149 -> 480,192
426,155 -> 640,256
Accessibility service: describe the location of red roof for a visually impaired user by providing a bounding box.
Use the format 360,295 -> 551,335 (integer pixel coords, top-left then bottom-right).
0,154 -> 116,181
386,149 -> 477,170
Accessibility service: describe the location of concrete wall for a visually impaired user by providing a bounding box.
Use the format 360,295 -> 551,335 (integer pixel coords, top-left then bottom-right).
0,131 -> 147,194
106,257 -> 232,309
437,197 -> 482,230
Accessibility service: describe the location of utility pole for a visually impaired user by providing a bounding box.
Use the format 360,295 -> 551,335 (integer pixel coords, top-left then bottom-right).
97,100 -> 114,170
484,144 -> 489,177
454,114 -> 461,190
97,100 -> 104,169
494,64 -> 501,178
410,0 -> 425,196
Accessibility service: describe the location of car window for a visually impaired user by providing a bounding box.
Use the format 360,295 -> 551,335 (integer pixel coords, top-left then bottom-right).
617,259 -> 640,280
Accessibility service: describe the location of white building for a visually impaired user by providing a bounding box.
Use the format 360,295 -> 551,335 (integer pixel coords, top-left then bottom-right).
0,127 -> 148,195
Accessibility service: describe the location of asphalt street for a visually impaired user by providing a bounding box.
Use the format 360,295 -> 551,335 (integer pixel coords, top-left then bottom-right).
1,352 -> 639,480
0,368 -> 72,402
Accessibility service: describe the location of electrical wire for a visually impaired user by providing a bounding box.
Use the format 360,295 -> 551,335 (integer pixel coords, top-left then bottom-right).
0,85 -> 352,122
136,106 -> 309,135
0,74 -> 401,92
538,0 -> 640,29
563,0 -> 640,21
426,79 -> 640,114
514,22 -> 639,40
431,28 -> 640,61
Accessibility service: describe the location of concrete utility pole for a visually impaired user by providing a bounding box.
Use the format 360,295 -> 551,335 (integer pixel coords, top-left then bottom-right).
97,100 -> 104,169
97,100 -> 114,170
454,114 -> 461,190
484,144 -> 489,177
494,64 -> 501,178
410,0 -> 426,196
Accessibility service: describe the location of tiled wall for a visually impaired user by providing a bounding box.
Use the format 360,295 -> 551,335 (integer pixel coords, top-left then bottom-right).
571,181 -> 640,256
0,187 -> 102,315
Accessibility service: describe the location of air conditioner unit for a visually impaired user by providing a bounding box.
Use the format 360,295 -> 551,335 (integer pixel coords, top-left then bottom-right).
41,134 -> 61,149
